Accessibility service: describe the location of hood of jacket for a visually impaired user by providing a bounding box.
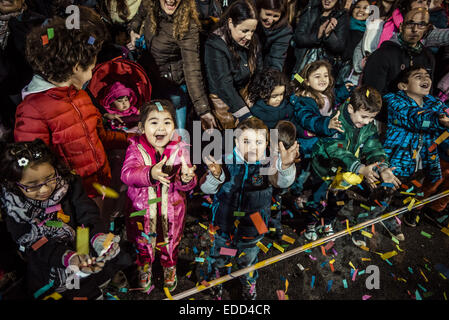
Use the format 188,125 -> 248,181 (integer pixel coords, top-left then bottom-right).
21,74 -> 56,100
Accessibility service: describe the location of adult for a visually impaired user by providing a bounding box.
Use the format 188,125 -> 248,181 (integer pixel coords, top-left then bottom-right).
204,0 -> 262,128
292,0 -> 349,78
128,0 -> 217,131
255,0 -> 292,72
362,8 -> 434,101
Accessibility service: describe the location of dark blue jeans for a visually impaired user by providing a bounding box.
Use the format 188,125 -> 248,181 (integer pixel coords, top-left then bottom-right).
207,232 -> 260,286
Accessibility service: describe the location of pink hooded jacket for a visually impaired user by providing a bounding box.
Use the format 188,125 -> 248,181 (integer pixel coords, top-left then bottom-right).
377,9 -> 403,48
121,134 -> 197,266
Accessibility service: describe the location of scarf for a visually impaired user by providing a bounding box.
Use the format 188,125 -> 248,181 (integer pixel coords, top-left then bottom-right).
349,17 -> 366,32
398,33 -> 424,56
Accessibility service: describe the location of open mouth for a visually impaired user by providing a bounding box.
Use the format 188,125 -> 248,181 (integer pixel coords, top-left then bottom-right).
164,0 -> 178,11
155,134 -> 167,141
420,83 -> 430,89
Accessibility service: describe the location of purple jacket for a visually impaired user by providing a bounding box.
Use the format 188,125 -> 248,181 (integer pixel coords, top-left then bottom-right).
121,134 -> 197,263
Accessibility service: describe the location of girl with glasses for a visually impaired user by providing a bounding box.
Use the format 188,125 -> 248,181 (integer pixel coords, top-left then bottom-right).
0,139 -> 133,299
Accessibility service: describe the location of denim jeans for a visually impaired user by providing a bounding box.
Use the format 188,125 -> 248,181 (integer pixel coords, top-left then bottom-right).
207,232 -> 261,286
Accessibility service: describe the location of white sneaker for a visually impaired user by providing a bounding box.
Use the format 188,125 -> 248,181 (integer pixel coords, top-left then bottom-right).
304,225 -> 318,241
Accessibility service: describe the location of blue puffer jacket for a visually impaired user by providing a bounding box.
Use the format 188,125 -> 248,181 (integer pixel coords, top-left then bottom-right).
383,90 -> 448,182
290,95 -> 338,158
250,96 -> 294,129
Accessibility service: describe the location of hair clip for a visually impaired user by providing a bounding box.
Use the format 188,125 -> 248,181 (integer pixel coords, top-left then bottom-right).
17,157 -> 29,167
87,36 -> 95,45
294,73 -> 304,84
155,102 -> 164,112
33,152 -> 42,159
47,28 -> 54,40
41,35 -> 49,46
366,89 -> 370,98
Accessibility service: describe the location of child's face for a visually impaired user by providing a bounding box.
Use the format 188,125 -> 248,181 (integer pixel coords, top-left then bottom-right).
400,68 -> 432,97
267,85 -> 285,107
160,0 -> 181,15
71,59 -> 96,90
17,162 -> 58,201
142,110 -> 175,153
306,66 -> 330,93
352,0 -> 370,20
348,104 -> 378,128
259,8 -> 282,29
112,96 -> 131,112
235,129 -> 268,163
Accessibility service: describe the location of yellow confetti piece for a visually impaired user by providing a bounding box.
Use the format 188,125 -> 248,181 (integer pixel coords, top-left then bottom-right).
273,242 -> 285,253
349,261 -> 356,270
337,201 -> 345,206
381,251 -> 397,260
361,230 -> 373,238
269,227 -> 276,232
136,222 -> 143,231
441,227 -> 449,237
407,198 -> 416,211
199,223 -> 208,230
92,183 -> 119,199
238,252 -> 246,258
256,241 -> 269,253
397,277 -> 407,283
76,226 -> 89,255
164,287 -> 174,300
186,270 -> 192,277
281,234 -> 295,244
361,258 -> 371,261
285,279 -> 289,294
440,273 -> 447,280
234,220 -> 240,228
435,131 -> 449,145
42,292 -> 63,300
396,245 -> 404,252
329,259 -> 335,264
103,233 -> 114,249
224,262 -> 233,267
366,89 -> 370,97
412,150 -> 417,159
360,245 -> 370,252
420,269 -> 429,282
57,211 -> 70,223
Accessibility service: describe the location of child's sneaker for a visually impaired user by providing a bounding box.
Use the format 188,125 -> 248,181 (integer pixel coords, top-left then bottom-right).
323,223 -> 334,237
381,220 -> 405,241
137,264 -> 152,289
241,281 -> 257,300
351,231 -> 367,247
164,266 -> 178,292
209,284 -> 223,300
403,210 -> 419,227
304,224 -> 318,241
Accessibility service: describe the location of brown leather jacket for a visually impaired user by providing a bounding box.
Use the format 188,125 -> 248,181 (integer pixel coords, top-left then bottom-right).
129,5 -> 210,116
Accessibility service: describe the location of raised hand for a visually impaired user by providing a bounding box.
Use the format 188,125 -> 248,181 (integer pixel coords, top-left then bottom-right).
279,141 -> 300,170
318,20 -> 330,39
127,30 -> 141,50
359,162 -> 380,189
328,110 -> 344,133
180,155 -> 196,183
324,18 -> 338,37
204,154 -> 222,179
151,155 -> 171,187
380,167 -> 401,190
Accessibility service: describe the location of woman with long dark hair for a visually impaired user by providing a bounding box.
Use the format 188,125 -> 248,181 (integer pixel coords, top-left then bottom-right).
204,0 -> 262,128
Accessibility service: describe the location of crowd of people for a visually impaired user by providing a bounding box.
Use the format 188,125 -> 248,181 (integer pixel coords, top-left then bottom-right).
0,0 -> 449,300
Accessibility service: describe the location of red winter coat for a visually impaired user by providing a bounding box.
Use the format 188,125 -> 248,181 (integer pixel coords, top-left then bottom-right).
14,75 -> 130,197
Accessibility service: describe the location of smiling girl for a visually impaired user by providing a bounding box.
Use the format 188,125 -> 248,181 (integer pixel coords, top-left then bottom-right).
121,100 -> 197,293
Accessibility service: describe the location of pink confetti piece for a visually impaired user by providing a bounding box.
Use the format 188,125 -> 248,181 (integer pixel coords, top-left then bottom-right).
309,255 -> 317,261
220,247 -> 238,257
324,241 -> 335,251
362,295 -> 372,300
352,269 -> 358,281
45,204 -> 62,214
276,290 -> 286,300
395,216 -> 402,226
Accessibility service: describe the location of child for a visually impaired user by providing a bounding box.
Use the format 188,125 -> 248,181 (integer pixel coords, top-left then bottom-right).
383,65 -> 449,230
248,67 -> 294,129
310,86 -> 401,244
102,81 -> 140,132
288,60 -> 347,218
120,100 -> 197,293
14,13 -> 130,216
0,139 -> 132,299
200,117 -> 298,300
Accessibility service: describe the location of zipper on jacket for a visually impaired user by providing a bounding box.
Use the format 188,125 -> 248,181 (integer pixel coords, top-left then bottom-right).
70,101 -> 101,170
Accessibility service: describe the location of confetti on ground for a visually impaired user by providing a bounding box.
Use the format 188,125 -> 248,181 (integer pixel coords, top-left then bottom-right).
415,290 -> 422,300
281,234 -> 295,244
327,280 -> 333,292
219,247 -> 237,256
76,227 -> 89,255
420,231 -> 432,238
362,295 -> 371,300
311,276 -> 315,289
381,251 -> 397,260
276,290 -> 286,300
343,279 -> 348,289
273,242 -> 284,253
250,212 -> 268,234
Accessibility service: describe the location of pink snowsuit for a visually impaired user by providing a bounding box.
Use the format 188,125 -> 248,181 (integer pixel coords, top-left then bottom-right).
121,134 -> 197,267
377,9 -> 403,48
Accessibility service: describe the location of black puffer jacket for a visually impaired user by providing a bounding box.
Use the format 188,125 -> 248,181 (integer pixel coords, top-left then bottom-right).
204,31 -> 262,119
257,23 -> 293,71
292,0 -> 349,74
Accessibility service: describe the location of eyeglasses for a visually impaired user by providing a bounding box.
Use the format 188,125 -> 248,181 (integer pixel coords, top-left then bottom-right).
16,173 -> 61,193
404,21 -> 429,29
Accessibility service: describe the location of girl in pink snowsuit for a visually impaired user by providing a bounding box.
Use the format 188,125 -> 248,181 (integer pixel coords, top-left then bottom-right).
120,100 -> 197,293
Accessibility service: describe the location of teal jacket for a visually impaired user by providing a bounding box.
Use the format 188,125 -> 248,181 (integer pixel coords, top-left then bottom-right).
311,102 -> 389,179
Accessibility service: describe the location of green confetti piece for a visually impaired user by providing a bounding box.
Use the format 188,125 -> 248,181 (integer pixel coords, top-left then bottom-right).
148,197 -> 162,205
417,284 -> 427,292
420,231 -> 432,238
422,120 -> 431,128
385,259 -> 393,266
45,220 -> 63,228
233,211 -> 245,217
47,28 -> 54,40
342,279 -> 348,289
130,209 -> 146,217
423,291 -> 434,298
392,236 -> 400,245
